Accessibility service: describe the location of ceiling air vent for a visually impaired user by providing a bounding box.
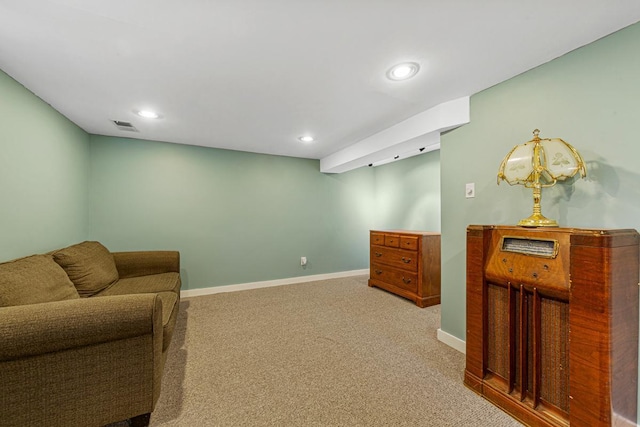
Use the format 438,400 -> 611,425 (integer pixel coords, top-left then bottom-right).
111,120 -> 139,132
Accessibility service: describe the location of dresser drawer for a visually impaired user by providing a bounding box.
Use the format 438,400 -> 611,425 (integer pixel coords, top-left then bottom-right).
400,236 -> 418,251
371,263 -> 418,293
371,232 -> 385,246
384,234 -> 400,247
370,246 -> 418,272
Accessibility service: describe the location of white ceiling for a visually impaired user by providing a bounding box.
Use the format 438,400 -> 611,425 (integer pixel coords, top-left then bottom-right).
1,1 -> 640,161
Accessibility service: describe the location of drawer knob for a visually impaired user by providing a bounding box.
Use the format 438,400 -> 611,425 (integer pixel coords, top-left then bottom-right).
401,257 -> 412,264
402,277 -> 412,284
375,269 -> 383,275
375,252 -> 382,257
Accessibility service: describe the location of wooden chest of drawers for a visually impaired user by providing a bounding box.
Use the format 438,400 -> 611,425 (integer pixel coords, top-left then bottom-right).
368,230 -> 441,307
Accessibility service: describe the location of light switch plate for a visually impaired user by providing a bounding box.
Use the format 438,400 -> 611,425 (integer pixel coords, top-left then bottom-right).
466,183 -> 475,198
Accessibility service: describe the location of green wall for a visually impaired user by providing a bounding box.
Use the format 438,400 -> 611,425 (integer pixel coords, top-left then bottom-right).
440,22 -> 640,340
374,150 -> 441,231
0,70 -> 90,261
89,135 -> 376,290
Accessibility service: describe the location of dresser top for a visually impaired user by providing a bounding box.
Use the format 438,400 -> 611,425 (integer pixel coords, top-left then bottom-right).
371,229 -> 440,236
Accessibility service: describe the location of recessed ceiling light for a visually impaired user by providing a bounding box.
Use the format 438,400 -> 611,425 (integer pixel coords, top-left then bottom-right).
387,62 -> 420,81
136,110 -> 161,119
298,135 -> 314,143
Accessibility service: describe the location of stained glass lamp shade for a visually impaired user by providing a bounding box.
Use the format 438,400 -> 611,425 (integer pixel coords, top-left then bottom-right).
497,129 -> 586,227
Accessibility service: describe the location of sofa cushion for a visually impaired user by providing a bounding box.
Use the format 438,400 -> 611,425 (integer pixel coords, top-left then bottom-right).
0,255 -> 79,307
96,272 -> 181,296
52,241 -> 119,297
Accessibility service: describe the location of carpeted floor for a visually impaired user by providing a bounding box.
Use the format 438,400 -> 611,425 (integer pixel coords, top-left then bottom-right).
146,275 -> 522,426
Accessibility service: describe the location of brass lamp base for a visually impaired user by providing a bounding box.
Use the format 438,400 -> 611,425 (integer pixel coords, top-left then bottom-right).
518,213 -> 558,228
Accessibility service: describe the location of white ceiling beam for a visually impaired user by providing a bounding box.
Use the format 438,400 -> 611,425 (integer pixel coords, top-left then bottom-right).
368,137 -> 441,168
320,96 -> 470,173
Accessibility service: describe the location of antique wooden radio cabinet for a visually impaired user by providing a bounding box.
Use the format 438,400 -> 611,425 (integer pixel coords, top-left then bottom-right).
465,225 -> 639,427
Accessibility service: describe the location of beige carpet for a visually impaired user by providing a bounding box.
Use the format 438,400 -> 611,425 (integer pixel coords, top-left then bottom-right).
148,275 -> 522,426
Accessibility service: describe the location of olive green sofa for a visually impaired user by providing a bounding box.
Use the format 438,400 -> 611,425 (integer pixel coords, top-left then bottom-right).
0,241 -> 181,427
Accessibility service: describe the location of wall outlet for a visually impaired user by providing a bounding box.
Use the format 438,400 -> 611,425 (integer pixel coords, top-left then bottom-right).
466,183 -> 475,198
301,256 -> 307,266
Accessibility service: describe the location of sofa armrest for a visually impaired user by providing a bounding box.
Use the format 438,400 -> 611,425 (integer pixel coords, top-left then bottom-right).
113,250 -> 180,278
0,294 -> 165,426
0,294 -> 162,361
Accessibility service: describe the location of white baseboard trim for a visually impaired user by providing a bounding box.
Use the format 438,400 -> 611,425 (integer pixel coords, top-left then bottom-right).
437,328 -> 466,354
612,414 -> 638,427
181,269 -> 369,298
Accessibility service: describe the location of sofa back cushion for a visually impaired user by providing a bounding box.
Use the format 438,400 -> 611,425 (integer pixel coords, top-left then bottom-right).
52,241 -> 119,297
0,254 -> 80,307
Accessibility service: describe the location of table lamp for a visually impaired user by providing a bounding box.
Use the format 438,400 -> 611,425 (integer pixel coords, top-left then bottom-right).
497,129 -> 586,227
